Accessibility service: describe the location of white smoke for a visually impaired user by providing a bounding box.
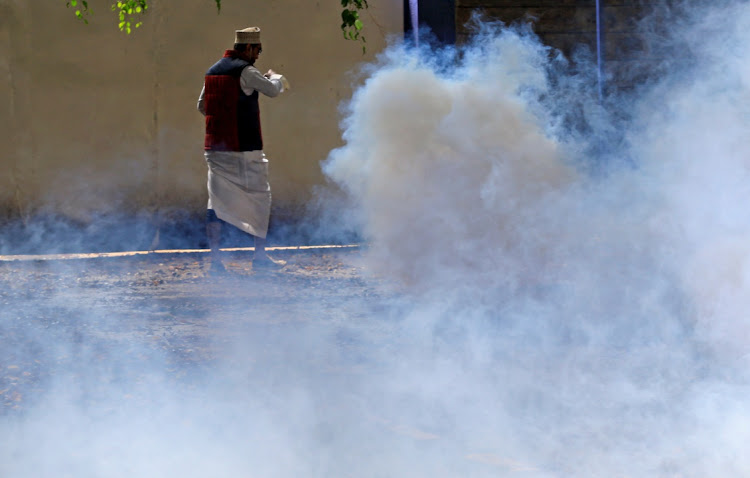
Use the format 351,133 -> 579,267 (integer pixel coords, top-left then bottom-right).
7,2 -> 750,477
323,3 -> 750,475
327,24 -> 575,292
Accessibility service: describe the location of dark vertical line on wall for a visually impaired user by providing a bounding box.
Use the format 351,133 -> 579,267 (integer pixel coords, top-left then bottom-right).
149,3 -> 164,250
3,15 -> 22,221
596,0 -> 605,100
7,1 -> 35,223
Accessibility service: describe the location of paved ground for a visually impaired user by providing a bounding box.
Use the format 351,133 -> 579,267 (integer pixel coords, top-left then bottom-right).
2,245 -> 679,477
0,247 -> 399,414
0,248 -> 560,477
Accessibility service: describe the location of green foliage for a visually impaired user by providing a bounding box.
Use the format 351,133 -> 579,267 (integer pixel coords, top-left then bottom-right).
65,0 -> 149,33
111,1 -> 148,34
65,0 -> 90,24
65,0 -> 369,51
341,0 -> 369,53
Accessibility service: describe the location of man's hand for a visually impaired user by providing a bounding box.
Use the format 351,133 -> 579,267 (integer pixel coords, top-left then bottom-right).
263,69 -> 276,78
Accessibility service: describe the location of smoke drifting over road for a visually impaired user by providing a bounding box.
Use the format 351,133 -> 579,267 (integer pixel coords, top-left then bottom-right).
5,2 -> 750,476
323,2 -> 750,475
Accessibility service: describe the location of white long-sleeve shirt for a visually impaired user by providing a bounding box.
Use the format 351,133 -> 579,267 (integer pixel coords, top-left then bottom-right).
197,65 -> 286,115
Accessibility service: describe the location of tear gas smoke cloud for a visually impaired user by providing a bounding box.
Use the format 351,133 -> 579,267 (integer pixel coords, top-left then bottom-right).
322,2 -> 750,475
6,1 -> 750,476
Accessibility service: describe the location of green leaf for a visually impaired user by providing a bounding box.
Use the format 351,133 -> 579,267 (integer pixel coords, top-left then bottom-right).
71,0 -> 77,6
339,0 -> 368,53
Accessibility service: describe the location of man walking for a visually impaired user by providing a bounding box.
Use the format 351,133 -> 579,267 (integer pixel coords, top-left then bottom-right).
197,26 -> 289,272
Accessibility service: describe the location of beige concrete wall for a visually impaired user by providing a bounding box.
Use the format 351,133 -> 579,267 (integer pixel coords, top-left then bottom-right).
0,0 -> 402,222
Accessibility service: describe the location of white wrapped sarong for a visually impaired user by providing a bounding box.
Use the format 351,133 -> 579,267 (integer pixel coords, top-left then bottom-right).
205,150 -> 271,238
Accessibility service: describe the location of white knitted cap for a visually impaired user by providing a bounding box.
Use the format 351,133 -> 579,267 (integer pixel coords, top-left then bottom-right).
235,27 -> 261,44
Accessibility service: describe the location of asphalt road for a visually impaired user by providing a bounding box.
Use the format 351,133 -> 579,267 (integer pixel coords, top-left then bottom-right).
0,247 -> 398,414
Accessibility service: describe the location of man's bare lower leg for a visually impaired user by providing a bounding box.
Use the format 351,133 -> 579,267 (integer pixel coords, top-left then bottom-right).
207,222 -> 222,264
254,235 -> 266,259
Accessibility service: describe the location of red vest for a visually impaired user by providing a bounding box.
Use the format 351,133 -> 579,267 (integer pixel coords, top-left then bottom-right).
204,51 -> 263,151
